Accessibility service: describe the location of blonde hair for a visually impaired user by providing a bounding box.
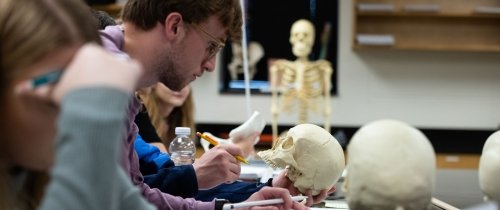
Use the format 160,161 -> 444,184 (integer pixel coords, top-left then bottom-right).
0,0 -> 100,209
137,86 -> 195,148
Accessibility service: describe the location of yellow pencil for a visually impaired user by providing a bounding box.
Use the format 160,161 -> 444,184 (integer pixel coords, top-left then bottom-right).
196,132 -> 249,164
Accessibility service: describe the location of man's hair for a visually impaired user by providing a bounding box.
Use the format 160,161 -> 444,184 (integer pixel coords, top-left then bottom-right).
122,0 -> 242,41
91,9 -> 117,30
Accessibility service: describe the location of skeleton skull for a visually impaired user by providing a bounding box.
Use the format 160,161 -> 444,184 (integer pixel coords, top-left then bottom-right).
258,123 -> 345,195
345,119 -> 436,210
289,19 -> 315,59
479,130 -> 500,201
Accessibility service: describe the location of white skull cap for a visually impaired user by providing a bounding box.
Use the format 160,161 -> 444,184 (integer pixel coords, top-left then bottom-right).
345,119 -> 436,210
479,130 -> 500,201
258,123 -> 345,195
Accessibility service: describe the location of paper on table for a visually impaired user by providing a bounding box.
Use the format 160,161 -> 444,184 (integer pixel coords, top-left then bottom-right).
223,196 -> 307,210
325,200 -> 349,209
239,160 -> 282,183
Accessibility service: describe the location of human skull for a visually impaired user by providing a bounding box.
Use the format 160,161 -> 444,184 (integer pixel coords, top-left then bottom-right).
258,123 -> 345,195
345,119 -> 435,210
479,130 -> 500,201
289,19 -> 315,59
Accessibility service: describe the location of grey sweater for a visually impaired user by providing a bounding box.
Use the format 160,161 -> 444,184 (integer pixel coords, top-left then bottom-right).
39,87 -> 156,210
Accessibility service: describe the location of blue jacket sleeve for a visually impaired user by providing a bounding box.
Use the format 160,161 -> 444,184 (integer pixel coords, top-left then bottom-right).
142,157 -> 269,202
143,162 -> 199,199
136,132 -> 269,202
134,134 -> 170,175
195,180 -> 270,203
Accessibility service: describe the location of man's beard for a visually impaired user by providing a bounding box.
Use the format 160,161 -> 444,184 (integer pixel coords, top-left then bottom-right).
155,52 -> 186,92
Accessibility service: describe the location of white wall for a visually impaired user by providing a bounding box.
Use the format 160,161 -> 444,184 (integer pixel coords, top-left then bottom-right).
192,0 -> 500,130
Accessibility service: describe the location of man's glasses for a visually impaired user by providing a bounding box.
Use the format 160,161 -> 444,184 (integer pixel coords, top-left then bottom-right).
191,24 -> 225,61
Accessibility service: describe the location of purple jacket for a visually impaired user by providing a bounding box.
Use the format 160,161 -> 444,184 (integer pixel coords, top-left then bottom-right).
100,25 -> 214,210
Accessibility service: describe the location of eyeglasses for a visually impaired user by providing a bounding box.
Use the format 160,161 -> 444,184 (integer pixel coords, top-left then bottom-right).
191,24 -> 226,61
31,69 -> 64,88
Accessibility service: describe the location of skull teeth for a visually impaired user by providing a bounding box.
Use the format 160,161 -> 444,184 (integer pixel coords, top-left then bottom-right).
261,158 -> 278,169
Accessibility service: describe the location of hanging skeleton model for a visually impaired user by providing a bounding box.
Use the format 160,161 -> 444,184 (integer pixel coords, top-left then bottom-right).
270,19 -> 333,142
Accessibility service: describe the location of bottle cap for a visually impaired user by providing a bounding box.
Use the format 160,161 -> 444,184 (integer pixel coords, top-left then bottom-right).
175,127 -> 191,135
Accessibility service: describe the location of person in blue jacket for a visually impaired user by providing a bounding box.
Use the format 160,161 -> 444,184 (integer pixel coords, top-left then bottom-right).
134,114 -> 269,202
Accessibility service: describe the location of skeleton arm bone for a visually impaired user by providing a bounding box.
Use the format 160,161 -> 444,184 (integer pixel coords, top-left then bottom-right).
270,63 -> 281,142
321,61 -> 333,132
270,60 -> 296,142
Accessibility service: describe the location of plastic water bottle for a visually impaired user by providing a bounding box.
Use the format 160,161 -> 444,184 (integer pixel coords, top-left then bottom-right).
169,127 -> 196,166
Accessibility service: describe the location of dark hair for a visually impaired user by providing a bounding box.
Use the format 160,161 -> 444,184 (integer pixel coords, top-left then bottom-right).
122,0 -> 242,40
91,10 -> 117,30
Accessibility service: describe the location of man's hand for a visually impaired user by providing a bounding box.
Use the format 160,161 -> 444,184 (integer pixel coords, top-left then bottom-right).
302,186 -> 336,207
242,187 -> 308,210
231,132 -> 260,158
271,169 -> 336,206
193,144 -> 244,189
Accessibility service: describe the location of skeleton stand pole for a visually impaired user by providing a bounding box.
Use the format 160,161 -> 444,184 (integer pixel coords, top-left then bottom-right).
239,0 -> 252,118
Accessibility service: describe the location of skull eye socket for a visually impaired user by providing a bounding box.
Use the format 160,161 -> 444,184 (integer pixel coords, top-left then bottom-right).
281,136 -> 294,149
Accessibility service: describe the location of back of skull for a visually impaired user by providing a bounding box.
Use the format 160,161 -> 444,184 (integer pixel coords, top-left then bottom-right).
479,130 -> 500,201
345,119 -> 435,210
258,123 -> 345,195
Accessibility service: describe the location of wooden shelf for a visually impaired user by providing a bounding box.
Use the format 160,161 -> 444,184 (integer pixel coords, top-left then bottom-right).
353,0 -> 500,52
436,154 -> 480,169
357,12 -> 500,18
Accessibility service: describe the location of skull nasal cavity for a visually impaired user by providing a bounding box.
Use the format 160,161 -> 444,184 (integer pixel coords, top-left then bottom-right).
282,136 -> 294,149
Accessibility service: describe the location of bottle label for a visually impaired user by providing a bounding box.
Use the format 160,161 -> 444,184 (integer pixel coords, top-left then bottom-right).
171,152 -> 195,166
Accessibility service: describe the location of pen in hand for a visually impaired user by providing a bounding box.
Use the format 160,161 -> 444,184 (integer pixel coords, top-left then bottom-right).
222,195 -> 307,210
196,132 -> 249,164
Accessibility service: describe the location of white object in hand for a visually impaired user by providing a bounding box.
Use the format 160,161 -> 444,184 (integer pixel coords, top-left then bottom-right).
199,132 -> 231,152
229,111 -> 266,145
222,195 -> 307,210
200,111 -> 265,152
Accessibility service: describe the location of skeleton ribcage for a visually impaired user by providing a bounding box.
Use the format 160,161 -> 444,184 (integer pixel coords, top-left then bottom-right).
279,66 -> 324,115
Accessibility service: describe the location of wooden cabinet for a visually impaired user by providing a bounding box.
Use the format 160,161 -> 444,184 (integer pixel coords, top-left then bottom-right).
353,0 -> 500,52
436,154 -> 480,169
